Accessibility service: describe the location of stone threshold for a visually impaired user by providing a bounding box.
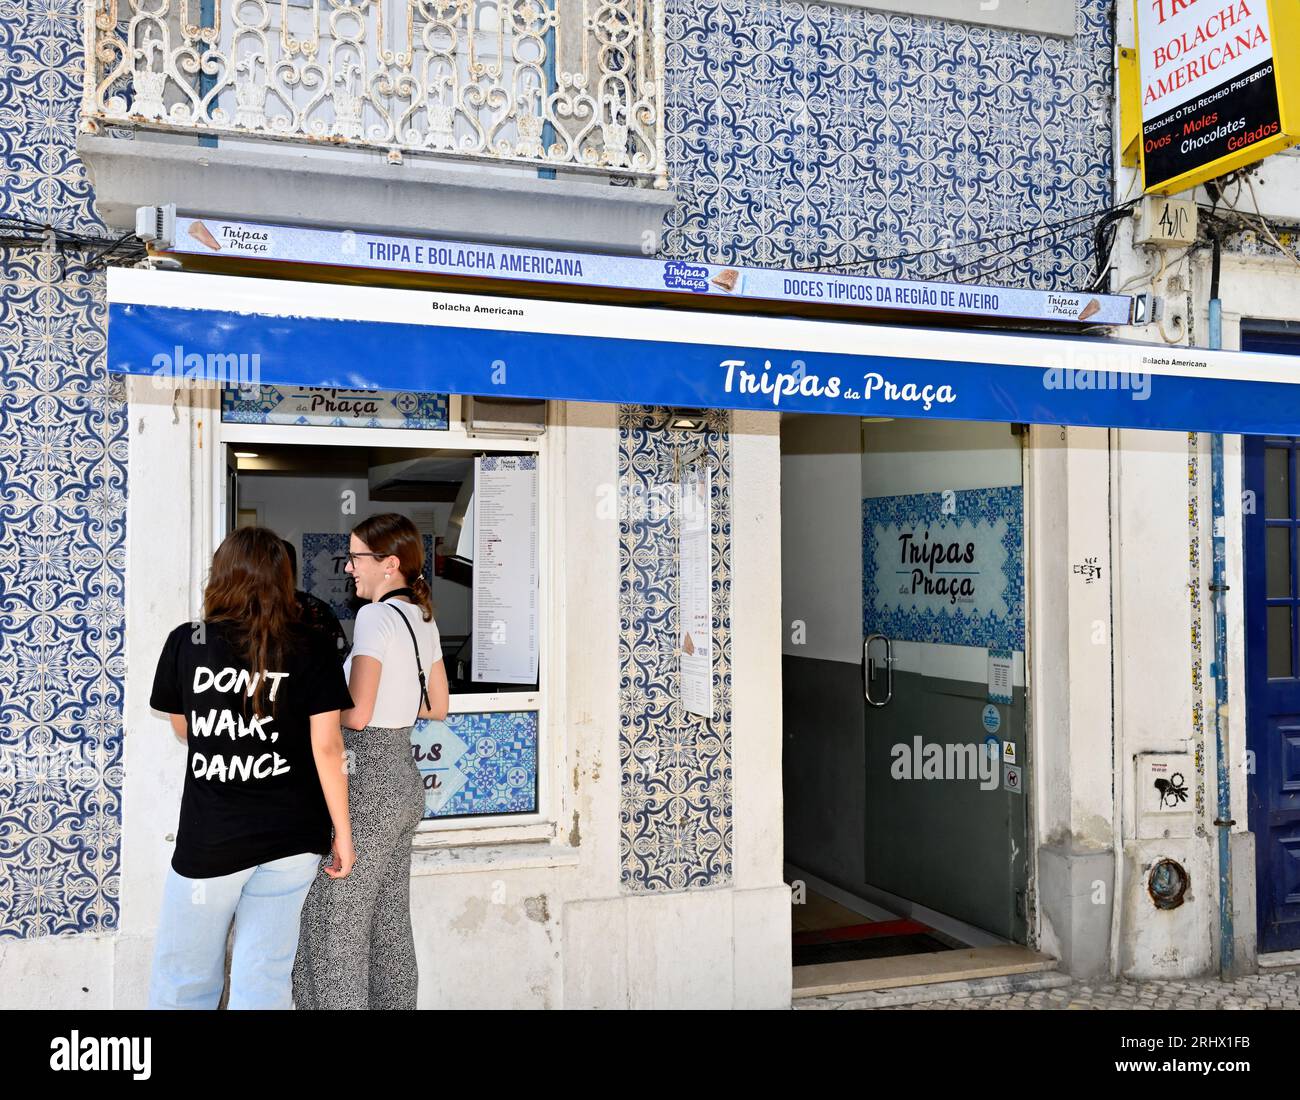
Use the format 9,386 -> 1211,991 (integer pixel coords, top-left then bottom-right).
791,944 -> 1059,999
1257,949 -> 1300,970
794,969 -> 1073,1009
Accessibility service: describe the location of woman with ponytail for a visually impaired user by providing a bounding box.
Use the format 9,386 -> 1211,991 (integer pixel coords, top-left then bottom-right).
293,513 -> 448,1010
147,527 -> 354,1009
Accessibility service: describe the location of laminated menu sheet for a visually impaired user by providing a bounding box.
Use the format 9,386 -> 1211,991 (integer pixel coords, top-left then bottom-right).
472,456 -> 539,684
679,465 -> 713,718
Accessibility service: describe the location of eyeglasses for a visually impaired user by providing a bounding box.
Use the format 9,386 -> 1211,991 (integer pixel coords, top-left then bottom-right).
344,551 -> 388,565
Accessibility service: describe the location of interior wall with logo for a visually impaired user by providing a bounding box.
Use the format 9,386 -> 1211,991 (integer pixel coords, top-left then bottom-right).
862,418 -> 1026,687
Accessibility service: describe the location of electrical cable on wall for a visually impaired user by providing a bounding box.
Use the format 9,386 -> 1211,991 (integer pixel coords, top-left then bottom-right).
946,218 -> 1112,285
805,197 -> 1142,279
1196,168 -> 1300,271
0,215 -> 147,271
1243,173 -> 1300,272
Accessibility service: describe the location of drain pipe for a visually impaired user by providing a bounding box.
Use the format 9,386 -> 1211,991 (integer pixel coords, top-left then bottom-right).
1208,231 -> 1235,980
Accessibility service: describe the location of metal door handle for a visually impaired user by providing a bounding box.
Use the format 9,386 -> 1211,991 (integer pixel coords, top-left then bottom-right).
864,633 -> 893,708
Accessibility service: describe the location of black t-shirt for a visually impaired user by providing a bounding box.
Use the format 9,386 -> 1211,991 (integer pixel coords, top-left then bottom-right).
150,619 -> 354,878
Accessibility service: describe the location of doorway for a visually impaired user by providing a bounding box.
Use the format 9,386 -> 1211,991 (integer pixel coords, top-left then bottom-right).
1242,320 -> 1300,954
781,414 -> 1034,989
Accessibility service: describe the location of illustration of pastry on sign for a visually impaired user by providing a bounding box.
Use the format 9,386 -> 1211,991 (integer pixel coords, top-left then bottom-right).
188,220 -> 222,251
710,267 -> 739,292
682,632 -> 696,655
1077,297 -> 1101,321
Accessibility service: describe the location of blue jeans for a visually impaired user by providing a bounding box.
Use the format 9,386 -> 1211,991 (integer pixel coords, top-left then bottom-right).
149,851 -> 321,1010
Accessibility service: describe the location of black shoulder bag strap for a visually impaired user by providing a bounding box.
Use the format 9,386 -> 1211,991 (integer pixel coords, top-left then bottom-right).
378,589 -> 432,720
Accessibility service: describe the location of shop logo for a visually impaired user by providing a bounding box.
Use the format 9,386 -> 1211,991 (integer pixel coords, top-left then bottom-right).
662,260 -> 710,293
150,344 -> 261,388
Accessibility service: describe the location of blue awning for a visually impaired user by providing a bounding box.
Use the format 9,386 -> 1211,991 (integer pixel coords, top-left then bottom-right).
107,269 -> 1300,436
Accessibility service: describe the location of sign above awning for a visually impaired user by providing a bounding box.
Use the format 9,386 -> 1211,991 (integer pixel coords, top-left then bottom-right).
107,268 -> 1300,436
1133,0 -> 1300,194
160,216 -> 1135,329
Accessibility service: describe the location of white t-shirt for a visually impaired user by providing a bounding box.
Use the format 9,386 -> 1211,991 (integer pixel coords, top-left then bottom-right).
345,599 -> 444,729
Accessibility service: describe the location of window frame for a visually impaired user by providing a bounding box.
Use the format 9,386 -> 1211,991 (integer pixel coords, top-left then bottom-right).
214,392 -> 558,846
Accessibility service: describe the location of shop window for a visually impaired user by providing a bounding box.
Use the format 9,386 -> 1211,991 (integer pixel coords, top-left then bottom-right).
220,388 -> 545,830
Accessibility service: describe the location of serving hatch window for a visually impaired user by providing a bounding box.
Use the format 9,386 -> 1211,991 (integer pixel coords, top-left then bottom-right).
220,388 -> 547,827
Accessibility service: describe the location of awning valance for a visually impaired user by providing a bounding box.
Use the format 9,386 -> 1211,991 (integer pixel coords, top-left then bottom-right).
107,269 -> 1300,436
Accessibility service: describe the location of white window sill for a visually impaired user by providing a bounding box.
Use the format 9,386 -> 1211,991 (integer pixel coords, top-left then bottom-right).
410,838 -> 581,876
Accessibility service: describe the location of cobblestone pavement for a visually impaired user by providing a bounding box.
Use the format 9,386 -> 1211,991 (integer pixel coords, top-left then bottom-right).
889,970 -> 1300,1009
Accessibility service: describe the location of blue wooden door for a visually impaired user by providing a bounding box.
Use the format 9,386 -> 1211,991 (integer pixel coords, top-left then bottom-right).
1243,323 -> 1300,952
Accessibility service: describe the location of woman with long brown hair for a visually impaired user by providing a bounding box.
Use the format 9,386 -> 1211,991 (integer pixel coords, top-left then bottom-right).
293,512 -> 449,1010
148,526 -> 354,1009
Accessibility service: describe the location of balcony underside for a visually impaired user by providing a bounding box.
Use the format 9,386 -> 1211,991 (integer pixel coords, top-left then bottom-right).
79,131 -> 676,253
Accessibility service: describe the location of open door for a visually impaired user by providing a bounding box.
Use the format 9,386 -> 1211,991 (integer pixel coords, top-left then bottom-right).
860,419 -> 1029,942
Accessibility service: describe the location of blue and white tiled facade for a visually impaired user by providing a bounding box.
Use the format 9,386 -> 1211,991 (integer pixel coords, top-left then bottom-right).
660,0 -> 1113,286
0,3 -> 125,936
627,0 -> 1111,892
0,0 -> 1113,941
618,406 -> 733,891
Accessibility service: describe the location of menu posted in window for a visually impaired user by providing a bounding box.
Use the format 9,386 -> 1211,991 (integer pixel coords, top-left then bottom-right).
472,456 -> 539,685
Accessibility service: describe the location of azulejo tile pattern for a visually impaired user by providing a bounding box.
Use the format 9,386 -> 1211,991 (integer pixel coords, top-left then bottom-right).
412,711 -> 540,818
863,487 -> 1025,651
660,0 -> 1113,288
0,1 -> 126,937
0,254 -> 126,938
618,406 -> 733,892
2,0 -> 1115,933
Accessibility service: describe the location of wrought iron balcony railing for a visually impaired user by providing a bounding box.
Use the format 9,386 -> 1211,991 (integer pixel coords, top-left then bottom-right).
81,0 -> 666,185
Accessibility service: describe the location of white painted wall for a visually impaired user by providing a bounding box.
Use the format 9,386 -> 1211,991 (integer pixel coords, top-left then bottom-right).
1112,428 -> 1215,977
1105,0 -> 1300,978
779,413 -> 863,664
860,418 -> 1023,498
1024,426 -> 1116,973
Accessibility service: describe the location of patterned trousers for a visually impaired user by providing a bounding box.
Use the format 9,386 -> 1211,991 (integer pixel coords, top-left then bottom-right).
292,724 -> 426,1010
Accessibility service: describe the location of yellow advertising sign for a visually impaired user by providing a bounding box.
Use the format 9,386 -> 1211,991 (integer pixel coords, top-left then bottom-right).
1133,0 -> 1300,194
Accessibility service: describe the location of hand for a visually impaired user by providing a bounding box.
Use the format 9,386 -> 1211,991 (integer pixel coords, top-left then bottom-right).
323,833 -> 356,879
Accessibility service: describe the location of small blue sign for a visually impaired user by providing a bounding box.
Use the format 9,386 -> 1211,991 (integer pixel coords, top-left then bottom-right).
662,260 -> 710,293
982,704 -> 1002,735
